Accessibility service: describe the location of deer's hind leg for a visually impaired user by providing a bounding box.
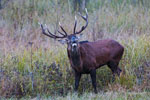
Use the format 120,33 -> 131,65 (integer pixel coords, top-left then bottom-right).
107,61 -> 122,81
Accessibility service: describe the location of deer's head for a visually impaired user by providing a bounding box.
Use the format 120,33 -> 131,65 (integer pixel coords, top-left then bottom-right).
40,9 -> 88,53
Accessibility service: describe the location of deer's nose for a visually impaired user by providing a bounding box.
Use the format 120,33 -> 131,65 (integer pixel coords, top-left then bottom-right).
72,43 -> 77,47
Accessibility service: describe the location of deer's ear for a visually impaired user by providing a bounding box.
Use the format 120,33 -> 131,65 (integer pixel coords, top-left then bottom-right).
58,39 -> 68,44
77,33 -> 83,39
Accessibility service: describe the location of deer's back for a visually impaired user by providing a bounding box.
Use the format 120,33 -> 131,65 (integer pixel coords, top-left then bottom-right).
80,39 -> 124,69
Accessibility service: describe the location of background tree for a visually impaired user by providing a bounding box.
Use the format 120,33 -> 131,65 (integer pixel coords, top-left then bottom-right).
0,0 -> 2,9
73,0 -> 89,12
0,0 -> 11,10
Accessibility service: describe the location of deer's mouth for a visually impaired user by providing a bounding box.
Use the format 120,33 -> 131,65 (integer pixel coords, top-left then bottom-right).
72,43 -> 77,47
71,43 -> 78,52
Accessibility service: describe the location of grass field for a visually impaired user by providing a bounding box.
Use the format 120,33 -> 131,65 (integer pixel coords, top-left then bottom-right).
46,92 -> 150,100
2,92 -> 150,100
0,0 -> 150,99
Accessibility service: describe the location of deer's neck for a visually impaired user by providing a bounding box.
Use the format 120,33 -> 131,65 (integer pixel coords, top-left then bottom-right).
70,48 -> 81,67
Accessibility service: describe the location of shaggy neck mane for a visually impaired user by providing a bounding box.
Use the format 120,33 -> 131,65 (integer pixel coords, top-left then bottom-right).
70,49 -> 81,67
68,41 -> 88,67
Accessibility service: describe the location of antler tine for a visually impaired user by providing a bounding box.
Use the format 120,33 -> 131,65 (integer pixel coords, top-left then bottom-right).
78,8 -> 88,20
40,24 -> 55,38
75,8 -> 88,35
58,22 -> 68,36
73,16 -> 77,34
80,10 -> 88,20
40,24 -> 67,39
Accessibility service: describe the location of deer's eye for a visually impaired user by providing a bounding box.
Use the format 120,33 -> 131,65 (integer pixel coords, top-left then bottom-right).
75,38 -> 78,41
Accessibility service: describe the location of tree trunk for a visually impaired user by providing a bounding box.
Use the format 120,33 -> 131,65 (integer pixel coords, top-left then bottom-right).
82,0 -> 86,11
0,0 -> 2,9
73,0 -> 81,12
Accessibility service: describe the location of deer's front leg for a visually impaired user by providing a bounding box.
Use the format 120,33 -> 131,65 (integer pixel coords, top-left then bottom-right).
90,69 -> 97,93
74,71 -> 81,92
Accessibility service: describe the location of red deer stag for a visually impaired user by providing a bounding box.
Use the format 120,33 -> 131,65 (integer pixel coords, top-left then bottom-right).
40,9 -> 124,93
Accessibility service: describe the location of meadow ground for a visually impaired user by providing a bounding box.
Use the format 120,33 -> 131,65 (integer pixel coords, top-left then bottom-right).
1,92 -> 150,100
